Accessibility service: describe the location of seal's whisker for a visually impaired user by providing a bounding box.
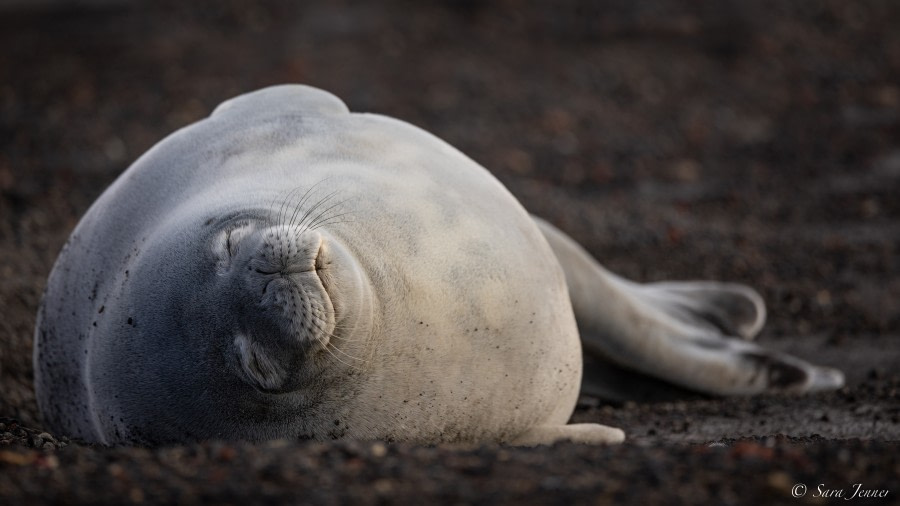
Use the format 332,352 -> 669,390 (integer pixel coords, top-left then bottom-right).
305,204 -> 352,228
309,216 -> 357,232
306,319 -> 368,366
286,185 -> 318,229
288,178 -> 333,229
265,191 -> 284,227
296,187 -> 341,225
301,199 -> 350,235
307,320 -> 368,349
295,189 -> 343,233
312,307 -> 376,366
277,186 -> 306,228
319,328 -> 368,345
326,341 -> 367,364
326,335 -> 369,348
314,337 -> 364,371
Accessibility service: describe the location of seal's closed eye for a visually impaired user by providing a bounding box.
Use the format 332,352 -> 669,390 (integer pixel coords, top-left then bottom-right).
213,221 -> 255,262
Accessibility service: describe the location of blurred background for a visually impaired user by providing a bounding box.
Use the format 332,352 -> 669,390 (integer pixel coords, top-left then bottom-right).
1,0 -> 898,428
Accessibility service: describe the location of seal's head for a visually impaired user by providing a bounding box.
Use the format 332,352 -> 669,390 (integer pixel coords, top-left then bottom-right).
216,212 -> 378,391
80,203 -> 374,444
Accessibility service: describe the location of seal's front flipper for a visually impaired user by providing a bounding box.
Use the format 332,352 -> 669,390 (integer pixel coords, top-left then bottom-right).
533,216 -> 845,397
511,423 -> 625,446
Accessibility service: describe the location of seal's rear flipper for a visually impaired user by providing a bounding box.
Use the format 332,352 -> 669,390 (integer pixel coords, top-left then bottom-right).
533,217 -> 845,397
634,281 -> 766,340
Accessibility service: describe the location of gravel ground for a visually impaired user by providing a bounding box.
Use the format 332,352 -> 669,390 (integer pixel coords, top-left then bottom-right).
1,1 -> 898,504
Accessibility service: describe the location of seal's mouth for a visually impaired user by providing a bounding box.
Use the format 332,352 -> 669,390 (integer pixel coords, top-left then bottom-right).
254,245 -> 331,305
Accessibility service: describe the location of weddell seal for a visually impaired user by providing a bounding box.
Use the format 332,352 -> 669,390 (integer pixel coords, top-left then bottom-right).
34,85 -> 844,446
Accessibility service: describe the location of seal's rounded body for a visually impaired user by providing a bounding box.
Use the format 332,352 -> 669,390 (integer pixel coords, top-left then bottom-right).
36,85 -> 843,446
34,86 -> 582,445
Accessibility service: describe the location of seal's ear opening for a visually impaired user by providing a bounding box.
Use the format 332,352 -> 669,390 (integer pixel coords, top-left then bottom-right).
233,333 -> 289,392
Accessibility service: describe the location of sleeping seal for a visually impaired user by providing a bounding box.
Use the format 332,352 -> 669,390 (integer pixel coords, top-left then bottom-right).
34,85 -> 843,445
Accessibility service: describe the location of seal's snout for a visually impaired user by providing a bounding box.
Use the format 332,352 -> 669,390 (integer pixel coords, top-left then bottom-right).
248,226 -> 336,345
250,226 -> 325,276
